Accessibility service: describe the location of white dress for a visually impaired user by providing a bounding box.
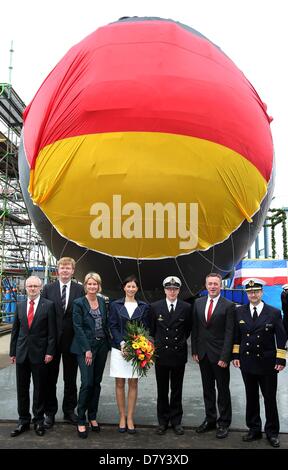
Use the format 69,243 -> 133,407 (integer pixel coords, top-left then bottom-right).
110,302 -> 139,379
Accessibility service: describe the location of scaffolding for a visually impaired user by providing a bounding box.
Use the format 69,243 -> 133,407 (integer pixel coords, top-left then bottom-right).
0,82 -> 56,323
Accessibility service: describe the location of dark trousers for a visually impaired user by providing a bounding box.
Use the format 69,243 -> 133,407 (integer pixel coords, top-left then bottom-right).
77,340 -> 109,425
241,370 -> 279,437
16,357 -> 47,425
155,363 -> 185,426
44,348 -> 78,416
199,355 -> 232,427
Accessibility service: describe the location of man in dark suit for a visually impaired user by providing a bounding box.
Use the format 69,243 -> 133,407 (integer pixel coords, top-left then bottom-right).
42,257 -> 85,427
233,278 -> 287,448
10,276 -> 56,437
281,283 -> 288,335
150,276 -> 192,436
192,273 -> 235,439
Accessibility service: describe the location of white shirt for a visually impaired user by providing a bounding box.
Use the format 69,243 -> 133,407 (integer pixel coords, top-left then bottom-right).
26,295 -> 40,317
166,299 -> 177,312
205,294 -> 220,321
249,301 -> 264,318
125,301 -> 138,318
59,280 -> 71,310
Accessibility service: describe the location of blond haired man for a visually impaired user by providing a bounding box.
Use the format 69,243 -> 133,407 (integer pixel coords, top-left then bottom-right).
42,257 -> 85,427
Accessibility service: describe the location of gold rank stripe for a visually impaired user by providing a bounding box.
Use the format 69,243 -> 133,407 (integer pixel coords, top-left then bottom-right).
233,344 -> 240,353
276,349 -> 286,359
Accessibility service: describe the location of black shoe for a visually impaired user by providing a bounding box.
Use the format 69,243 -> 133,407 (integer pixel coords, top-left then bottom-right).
156,425 -> 168,435
196,420 -> 217,433
216,426 -> 229,439
127,420 -> 136,434
267,436 -> 280,448
34,424 -> 45,436
10,423 -> 30,437
242,430 -> 262,442
127,427 -> 137,434
64,412 -> 78,424
44,415 -> 55,429
89,421 -> 101,433
172,425 -> 184,435
77,426 -> 88,439
118,426 -> 127,433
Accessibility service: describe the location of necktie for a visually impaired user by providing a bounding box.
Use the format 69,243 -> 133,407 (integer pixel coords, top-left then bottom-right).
170,304 -> 174,313
207,299 -> 213,322
27,300 -> 35,328
61,284 -> 67,311
252,306 -> 258,322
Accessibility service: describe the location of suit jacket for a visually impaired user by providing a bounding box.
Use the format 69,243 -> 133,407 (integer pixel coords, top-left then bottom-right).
70,295 -> 111,354
149,299 -> 192,367
109,298 -> 150,349
192,296 -> 235,363
10,297 -> 56,364
233,303 -> 287,375
281,291 -> 288,335
42,280 -> 85,350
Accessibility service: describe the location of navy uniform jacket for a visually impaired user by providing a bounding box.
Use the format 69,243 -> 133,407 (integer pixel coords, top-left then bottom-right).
149,299 -> 192,367
70,295 -> 111,355
233,303 -> 287,375
108,298 -> 150,349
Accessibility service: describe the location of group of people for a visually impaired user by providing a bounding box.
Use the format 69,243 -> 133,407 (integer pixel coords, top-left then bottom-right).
192,275 -> 286,448
9,257 -> 287,448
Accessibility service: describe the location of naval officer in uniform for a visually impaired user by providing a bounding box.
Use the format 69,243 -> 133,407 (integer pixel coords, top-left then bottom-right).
149,276 -> 192,436
281,283 -> 288,335
233,278 -> 287,448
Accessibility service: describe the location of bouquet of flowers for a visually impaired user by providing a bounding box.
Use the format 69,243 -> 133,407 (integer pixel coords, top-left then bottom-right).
123,321 -> 155,378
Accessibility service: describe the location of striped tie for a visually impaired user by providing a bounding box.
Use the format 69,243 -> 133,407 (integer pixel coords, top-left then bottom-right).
61,285 -> 67,311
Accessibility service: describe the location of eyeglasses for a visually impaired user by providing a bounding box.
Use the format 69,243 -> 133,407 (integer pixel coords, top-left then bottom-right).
26,285 -> 41,288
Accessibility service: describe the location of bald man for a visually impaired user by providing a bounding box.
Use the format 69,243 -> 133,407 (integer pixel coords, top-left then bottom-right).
10,276 -> 56,437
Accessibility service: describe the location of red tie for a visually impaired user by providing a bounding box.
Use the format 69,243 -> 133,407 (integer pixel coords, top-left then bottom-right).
27,300 -> 35,328
207,299 -> 213,322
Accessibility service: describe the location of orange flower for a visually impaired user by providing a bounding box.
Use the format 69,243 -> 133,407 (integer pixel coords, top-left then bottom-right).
123,321 -> 156,377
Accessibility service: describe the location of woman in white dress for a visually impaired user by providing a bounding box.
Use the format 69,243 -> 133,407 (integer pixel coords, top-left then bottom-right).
109,275 -> 150,433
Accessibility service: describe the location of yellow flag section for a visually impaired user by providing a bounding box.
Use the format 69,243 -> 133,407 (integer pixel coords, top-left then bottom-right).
29,132 -> 267,259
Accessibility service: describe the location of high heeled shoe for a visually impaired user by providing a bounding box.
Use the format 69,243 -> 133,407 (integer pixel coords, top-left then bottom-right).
127,421 -> 136,434
127,427 -> 136,434
77,426 -> 88,438
118,426 -> 127,433
89,421 -> 100,433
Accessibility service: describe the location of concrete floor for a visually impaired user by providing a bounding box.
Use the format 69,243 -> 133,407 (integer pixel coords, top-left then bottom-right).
1,422 -> 288,450
1,332 -> 288,450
